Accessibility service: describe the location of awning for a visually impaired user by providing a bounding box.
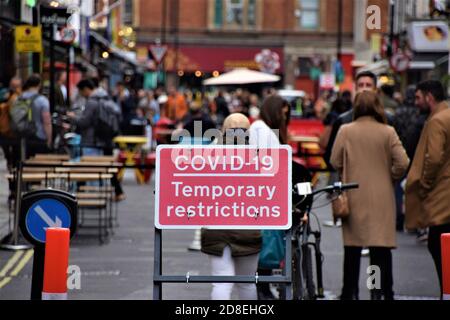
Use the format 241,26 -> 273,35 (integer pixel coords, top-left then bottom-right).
409,52 -> 448,70
90,31 -> 144,72
356,60 -> 389,75
161,45 -> 284,73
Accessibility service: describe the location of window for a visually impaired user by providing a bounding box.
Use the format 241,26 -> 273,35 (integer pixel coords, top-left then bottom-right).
226,0 -> 244,26
212,0 -> 258,29
296,0 -> 320,30
122,0 -> 133,26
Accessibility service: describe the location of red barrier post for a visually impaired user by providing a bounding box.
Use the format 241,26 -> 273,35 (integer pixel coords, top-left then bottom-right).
42,228 -> 70,300
441,234 -> 450,300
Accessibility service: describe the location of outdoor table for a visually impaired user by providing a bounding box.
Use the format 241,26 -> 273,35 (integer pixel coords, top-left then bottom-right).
113,136 -> 149,184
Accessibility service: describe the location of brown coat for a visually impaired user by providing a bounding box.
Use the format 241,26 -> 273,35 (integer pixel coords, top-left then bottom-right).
331,117 -> 409,248
405,102 -> 450,229
201,229 -> 262,257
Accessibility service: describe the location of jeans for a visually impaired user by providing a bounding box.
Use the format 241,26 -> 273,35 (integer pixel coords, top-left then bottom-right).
209,246 -> 259,300
428,223 -> 450,299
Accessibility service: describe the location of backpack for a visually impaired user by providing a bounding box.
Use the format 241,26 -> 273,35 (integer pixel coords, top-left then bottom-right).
9,94 -> 39,138
0,102 -> 12,137
95,98 -> 121,141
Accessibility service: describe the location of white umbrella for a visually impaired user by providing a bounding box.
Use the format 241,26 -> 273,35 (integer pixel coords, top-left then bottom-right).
203,68 -> 281,86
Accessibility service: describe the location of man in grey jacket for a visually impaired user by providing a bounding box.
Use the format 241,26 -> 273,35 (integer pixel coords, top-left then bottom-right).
68,79 -> 109,156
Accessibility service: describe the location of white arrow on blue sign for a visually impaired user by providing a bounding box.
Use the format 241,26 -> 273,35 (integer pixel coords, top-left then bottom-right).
25,199 -> 71,243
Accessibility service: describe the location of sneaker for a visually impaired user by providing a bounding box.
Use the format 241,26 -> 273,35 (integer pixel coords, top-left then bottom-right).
114,194 -> 127,202
323,220 -> 342,228
416,229 -> 428,243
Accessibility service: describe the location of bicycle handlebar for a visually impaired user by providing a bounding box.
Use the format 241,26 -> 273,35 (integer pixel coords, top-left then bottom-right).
311,182 -> 359,196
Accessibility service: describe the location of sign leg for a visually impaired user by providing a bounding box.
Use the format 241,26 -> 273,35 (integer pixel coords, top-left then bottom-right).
31,246 -> 45,300
153,228 -> 162,300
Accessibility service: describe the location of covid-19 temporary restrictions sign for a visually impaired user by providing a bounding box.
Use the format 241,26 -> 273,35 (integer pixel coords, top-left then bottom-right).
155,145 -> 292,230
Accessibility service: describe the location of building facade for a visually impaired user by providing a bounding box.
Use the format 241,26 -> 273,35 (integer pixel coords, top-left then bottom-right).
133,0 -> 366,96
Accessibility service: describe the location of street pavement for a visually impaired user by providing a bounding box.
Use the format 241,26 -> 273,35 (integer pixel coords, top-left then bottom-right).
0,153 -> 441,300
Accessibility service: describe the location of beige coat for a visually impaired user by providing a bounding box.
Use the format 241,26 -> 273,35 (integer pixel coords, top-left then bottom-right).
405,102 -> 450,230
331,117 -> 410,248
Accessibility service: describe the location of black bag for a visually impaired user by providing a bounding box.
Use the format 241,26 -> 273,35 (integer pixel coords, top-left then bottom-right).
95,98 -> 121,141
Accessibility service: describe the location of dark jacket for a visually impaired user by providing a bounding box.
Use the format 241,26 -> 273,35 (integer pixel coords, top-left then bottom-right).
72,89 -> 111,148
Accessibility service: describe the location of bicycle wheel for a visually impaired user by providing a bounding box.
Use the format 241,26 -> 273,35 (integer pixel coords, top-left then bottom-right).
292,247 -> 302,300
302,245 -> 316,300
292,244 -> 316,300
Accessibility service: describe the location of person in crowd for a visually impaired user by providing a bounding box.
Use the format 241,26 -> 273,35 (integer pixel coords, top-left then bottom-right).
55,71 -> 68,110
341,90 -> 353,112
114,82 -> 136,135
380,84 -> 399,115
138,90 -> 160,125
0,77 -> 22,205
201,113 -> 261,300
405,80 -> 450,299
319,98 -> 347,150
313,92 -> 331,120
0,77 -> 22,166
324,71 -> 379,168
214,90 -> 230,128
90,78 -> 125,202
330,91 -> 409,300
163,85 -> 188,122
249,95 -> 290,299
19,74 -> 52,157
248,94 -> 260,122
179,100 -> 216,143
393,86 -> 424,231
68,79 -> 108,156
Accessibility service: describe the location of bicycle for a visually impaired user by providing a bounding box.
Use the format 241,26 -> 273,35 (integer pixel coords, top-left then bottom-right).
290,177 -> 359,300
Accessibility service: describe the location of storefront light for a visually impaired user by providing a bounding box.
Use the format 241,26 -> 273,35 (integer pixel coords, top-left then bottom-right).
178,70 -> 184,77
102,51 -> 110,59
195,71 -> 202,77
212,71 -> 220,77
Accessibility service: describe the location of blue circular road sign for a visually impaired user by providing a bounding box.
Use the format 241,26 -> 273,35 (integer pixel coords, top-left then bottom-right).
25,198 -> 72,244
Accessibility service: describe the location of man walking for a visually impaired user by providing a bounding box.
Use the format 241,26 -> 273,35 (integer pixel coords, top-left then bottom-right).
405,80 -> 450,298
16,75 -> 52,157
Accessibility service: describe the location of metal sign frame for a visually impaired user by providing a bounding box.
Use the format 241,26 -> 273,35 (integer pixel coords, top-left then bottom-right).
153,145 -> 293,300
154,145 -> 292,230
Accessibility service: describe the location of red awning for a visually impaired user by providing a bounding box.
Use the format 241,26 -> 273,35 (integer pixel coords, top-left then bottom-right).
162,46 -> 284,74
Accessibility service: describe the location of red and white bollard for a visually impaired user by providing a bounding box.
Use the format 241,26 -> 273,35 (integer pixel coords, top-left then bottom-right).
42,228 -> 70,300
441,234 -> 450,300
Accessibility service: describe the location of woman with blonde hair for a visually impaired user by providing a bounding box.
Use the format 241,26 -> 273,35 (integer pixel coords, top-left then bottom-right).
330,91 -> 409,300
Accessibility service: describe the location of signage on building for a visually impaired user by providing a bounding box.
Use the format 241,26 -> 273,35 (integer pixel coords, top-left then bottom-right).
255,49 -> 281,74
155,146 -> 292,230
408,21 -> 449,52
319,73 -> 336,89
15,25 -> 42,53
149,44 -> 168,64
40,6 -> 71,39
60,27 -> 77,44
390,51 -> 412,73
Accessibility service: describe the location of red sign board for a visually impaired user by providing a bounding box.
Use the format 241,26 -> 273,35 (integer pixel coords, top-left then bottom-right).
155,146 -> 292,230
